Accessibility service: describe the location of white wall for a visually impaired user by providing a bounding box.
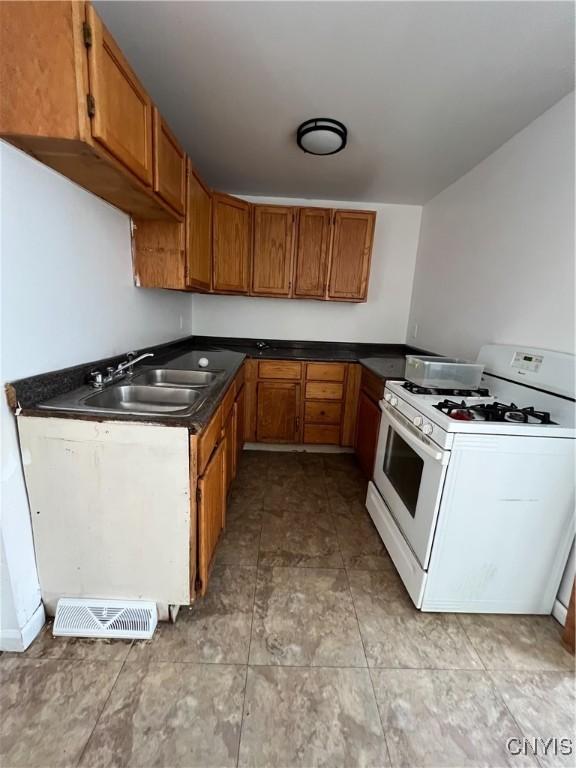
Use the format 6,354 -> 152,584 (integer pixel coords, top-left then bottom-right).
192,196 -> 422,343
407,92 -> 574,360
0,142 -> 191,649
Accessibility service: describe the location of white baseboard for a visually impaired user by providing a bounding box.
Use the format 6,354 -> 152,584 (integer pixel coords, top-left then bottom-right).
0,602 -> 45,652
552,598 -> 568,626
243,443 -> 354,454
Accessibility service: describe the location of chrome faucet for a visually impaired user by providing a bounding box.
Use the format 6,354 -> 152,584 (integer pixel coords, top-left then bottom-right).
88,352 -> 154,388
115,351 -> 154,376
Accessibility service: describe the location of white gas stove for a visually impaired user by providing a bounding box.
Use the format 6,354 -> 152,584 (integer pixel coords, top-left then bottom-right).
366,344 -> 575,614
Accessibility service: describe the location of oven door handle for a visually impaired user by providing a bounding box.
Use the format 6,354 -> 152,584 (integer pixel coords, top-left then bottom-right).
381,404 -> 446,463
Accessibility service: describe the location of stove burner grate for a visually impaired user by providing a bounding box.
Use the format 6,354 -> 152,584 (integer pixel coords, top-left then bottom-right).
434,400 -> 554,424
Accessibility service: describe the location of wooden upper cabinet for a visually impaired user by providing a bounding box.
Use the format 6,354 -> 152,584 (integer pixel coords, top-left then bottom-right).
86,5 -> 153,186
293,208 -> 331,298
327,210 -> 376,302
0,1 -> 91,142
251,205 -> 295,296
212,193 -> 251,294
256,382 -> 301,443
186,162 -> 212,291
153,109 -> 186,215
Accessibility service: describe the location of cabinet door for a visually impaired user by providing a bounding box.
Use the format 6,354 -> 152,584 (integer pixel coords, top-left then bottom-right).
212,193 -> 251,293
86,6 -> 153,185
355,391 -> 381,479
293,208 -> 331,298
153,109 -> 186,215
256,382 -> 301,443
223,404 -> 237,497
197,439 -> 225,590
252,205 -> 295,296
236,386 -> 245,465
186,162 -> 212,291
327,210 -> 375,301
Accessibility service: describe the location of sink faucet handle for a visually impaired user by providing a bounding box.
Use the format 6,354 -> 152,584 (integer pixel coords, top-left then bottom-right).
88,370 -> 104,388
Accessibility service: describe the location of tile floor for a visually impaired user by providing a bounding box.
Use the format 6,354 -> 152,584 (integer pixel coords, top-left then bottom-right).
1,451 -> 574,768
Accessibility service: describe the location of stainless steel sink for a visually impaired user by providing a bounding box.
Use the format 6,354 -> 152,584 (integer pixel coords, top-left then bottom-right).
132,369 -> 219,387
84,385 -> 202,414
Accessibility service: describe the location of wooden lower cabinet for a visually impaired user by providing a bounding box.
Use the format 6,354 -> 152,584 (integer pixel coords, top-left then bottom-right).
256,381 -> 301,443
197,439 -> 225,593
223,403 -> 237,497
355,390 -> 381,479
247,359 -> 360,448
235,385 -> 245,463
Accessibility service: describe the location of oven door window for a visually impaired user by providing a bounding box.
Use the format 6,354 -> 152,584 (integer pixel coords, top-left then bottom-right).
383,428 -> 424,518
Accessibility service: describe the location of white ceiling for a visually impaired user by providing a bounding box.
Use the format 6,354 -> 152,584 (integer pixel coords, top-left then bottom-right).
95,1 -> 574,204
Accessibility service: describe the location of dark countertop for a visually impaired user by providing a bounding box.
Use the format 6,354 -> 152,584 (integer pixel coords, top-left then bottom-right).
8,335 -> 421,433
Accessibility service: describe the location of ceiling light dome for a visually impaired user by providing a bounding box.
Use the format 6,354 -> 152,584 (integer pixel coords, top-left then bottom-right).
297,118 -> 347,155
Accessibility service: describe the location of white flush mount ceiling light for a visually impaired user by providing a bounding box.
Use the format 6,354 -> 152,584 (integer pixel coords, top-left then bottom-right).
297,118 -> 347,155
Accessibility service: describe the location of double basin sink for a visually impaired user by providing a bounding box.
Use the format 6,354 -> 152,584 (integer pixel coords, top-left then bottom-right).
39,368 -> 224,418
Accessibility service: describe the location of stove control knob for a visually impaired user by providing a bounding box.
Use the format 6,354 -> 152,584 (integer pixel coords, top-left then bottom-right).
384,393 -> 392,402
413,416 -> 423,427
422,423 -> 433,435
389,396 -> 398,406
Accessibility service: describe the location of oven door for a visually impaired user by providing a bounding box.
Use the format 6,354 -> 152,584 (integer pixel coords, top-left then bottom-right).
373,402 -> 450,569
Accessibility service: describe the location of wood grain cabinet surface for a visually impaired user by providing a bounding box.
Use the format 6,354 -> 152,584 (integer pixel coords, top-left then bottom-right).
293,208 -> 332,298
186,162 -> 212,291
328,210 -> 376,301
256,381 -> 301,443
197,439 -> 225,593
223,405 -> 237,498
212,193 -> 251,293
252,205 -> 295,296
153,108 -> 186,215
86,5 -> 153,186
0,1 -> 180,220
235,385 -> 246,464
246,359 -> 361,449
355,388 -> 382,479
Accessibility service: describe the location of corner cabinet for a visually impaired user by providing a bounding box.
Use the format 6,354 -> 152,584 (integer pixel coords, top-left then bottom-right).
212,193 -> 252,294
355,367 -> 386,479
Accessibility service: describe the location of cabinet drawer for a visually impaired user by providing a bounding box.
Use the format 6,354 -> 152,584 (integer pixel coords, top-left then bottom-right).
306,362 -> 346,382
198,406 -> 222,475
258,361 -> 302,380
304,424 -> 341,445
305,381 -> 344,401
304,401 -> 342,425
